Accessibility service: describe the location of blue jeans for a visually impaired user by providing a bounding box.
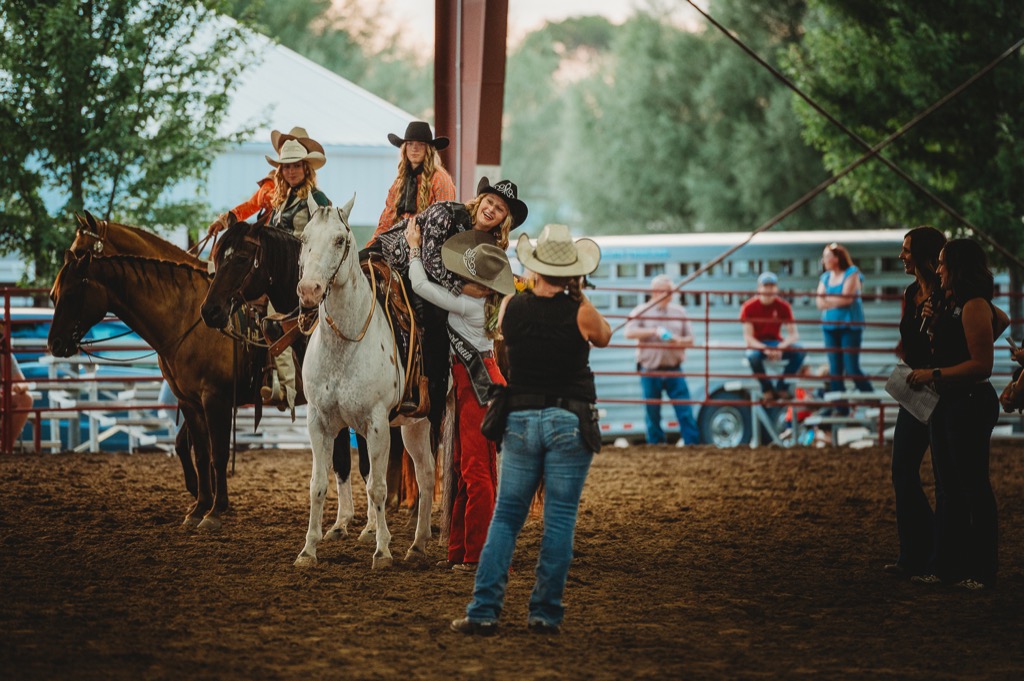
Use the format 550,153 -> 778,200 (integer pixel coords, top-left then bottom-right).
640,369 -> 701,445
890,407 -> 934,573
821,327 -> 873,392
465,408 -> 594,628
745,342 -> 806,394
928,384 -> 999,585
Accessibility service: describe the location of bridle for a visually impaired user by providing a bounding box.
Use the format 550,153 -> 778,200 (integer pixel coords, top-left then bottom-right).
215,232 -> 268,315
298,207 -> 376,342
76,218 -> 110,254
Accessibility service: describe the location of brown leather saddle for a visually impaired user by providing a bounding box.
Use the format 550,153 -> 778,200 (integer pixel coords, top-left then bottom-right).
360,255 -> 430,420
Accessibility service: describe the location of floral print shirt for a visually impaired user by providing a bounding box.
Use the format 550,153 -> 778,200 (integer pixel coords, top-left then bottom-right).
376,201 -> 472,294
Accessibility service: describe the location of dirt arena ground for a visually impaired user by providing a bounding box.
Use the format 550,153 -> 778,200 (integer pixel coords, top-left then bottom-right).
2,442 -> 1022,681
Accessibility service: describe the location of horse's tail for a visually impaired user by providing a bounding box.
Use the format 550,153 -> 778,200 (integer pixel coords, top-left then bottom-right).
437,388 -> 457,547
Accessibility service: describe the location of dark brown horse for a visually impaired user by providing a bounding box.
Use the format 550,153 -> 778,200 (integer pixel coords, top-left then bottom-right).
200,220 -> 410,511
48,238 -> 261,530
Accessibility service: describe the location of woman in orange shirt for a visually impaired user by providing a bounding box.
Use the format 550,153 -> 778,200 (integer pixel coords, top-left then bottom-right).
371,121 -> 456,242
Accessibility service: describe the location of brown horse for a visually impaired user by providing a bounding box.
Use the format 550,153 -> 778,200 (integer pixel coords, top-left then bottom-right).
68,212 -> 203,496
48,238 -> 261,530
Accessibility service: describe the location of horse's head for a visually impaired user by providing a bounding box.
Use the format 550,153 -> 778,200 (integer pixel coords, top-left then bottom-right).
297,195 -> 356,309
48,250 -> 110,357
201,220 -> 267,329
71,211 -> 107,255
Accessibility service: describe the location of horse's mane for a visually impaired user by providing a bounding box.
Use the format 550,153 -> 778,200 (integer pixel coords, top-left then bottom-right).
106,221 -> 200,261
214,222 -> 301,279
86,252 -> 210,281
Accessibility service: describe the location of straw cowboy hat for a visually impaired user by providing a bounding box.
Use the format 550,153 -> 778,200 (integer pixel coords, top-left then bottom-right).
266,139 -> 327,170
270,126 -> 325,156
475,177 -> 529,228
442,231 -> 515,296
388,121 -> 450,151
516,224 -> 601,278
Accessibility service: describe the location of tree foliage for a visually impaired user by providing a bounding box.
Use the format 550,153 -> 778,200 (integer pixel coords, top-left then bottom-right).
0,0 -> 252,283
788,0 -> 1024,263
504,2 -> 871,235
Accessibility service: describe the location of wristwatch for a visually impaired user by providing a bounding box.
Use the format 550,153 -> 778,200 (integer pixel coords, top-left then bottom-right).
932,368 -> 942,381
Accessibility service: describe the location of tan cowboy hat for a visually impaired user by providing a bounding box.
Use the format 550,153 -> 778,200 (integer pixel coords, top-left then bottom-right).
266,139 -> 327,170
442,231 -> 515,296
270,126 -> 326,156
515,224 -> 601,278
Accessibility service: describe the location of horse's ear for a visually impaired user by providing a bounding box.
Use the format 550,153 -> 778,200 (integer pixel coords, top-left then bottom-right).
83,210 -> 99,230
306,194 -> 320,218
74,212 -> 87,230
339,194 -> 356,222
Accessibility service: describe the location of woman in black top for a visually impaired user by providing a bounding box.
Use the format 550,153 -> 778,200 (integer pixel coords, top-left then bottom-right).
907,239 -> 1008,590
450,224 -> 611,636
885,226 -> 945,578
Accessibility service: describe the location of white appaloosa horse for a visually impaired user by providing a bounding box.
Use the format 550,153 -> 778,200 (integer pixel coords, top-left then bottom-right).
294,196 -> 434,569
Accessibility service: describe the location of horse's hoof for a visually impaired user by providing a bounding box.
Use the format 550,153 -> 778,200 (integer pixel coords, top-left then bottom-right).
405,546 -> 428,563
181,516 -> 201,530
197,516 -> 223,532
323,527 -> 348,542
358,528 -> 376,543
372,553 -> 393,570
294,553 -> 318,568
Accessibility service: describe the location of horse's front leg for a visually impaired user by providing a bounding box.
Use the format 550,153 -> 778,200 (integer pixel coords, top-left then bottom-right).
324,428 -> 354,541
295,407 -> 335,567
178,404 -> 212,530
402,419 -> 435,563
362,415 -> 393,569
197,397 -> 233,531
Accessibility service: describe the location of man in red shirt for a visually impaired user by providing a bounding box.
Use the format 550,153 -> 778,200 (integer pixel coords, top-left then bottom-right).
740,272 -> 806,402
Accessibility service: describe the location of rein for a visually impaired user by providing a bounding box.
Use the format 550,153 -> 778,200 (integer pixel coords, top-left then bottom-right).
77,316 -> 205,363
298,224 -> 376,342
321,238 -> 377,342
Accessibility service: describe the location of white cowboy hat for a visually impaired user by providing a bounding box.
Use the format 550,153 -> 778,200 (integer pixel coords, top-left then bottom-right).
442,231 -> 515,296
266,138 -> 327,170
516,224 -> 601,278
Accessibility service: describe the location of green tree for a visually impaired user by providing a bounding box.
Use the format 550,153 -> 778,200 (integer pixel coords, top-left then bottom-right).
502,16 -> 617,226
0,0 -> 252,284
686,0 -> 874,232
788,0 -> 1024,258
565,12 -> 709,233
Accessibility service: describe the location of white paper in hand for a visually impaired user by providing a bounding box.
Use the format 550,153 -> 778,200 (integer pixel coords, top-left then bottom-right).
884,362 -> 940,424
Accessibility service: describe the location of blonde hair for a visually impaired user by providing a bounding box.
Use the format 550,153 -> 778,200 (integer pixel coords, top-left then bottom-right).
484,292 -> 502,340
395,144 -> 445,214
464,194 -> 514,250
270,162 -> 318,210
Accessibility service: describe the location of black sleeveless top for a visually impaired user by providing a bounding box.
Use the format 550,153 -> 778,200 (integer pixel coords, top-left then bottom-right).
898,282 -> 933,369
931,295 -> 991,369
502,291 -> 597,403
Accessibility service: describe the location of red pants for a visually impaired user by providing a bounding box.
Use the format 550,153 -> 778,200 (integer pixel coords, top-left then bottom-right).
448,357 -> 504,564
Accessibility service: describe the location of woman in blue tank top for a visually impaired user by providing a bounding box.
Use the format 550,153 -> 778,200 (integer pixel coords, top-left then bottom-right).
816,242 -> 874,396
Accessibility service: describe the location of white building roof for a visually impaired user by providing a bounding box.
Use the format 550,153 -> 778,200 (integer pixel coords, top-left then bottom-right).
223,32 -> 416,147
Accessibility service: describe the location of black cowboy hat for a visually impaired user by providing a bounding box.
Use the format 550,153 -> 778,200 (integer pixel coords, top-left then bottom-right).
387,121 -> 449,151
476,177 -> 529,228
